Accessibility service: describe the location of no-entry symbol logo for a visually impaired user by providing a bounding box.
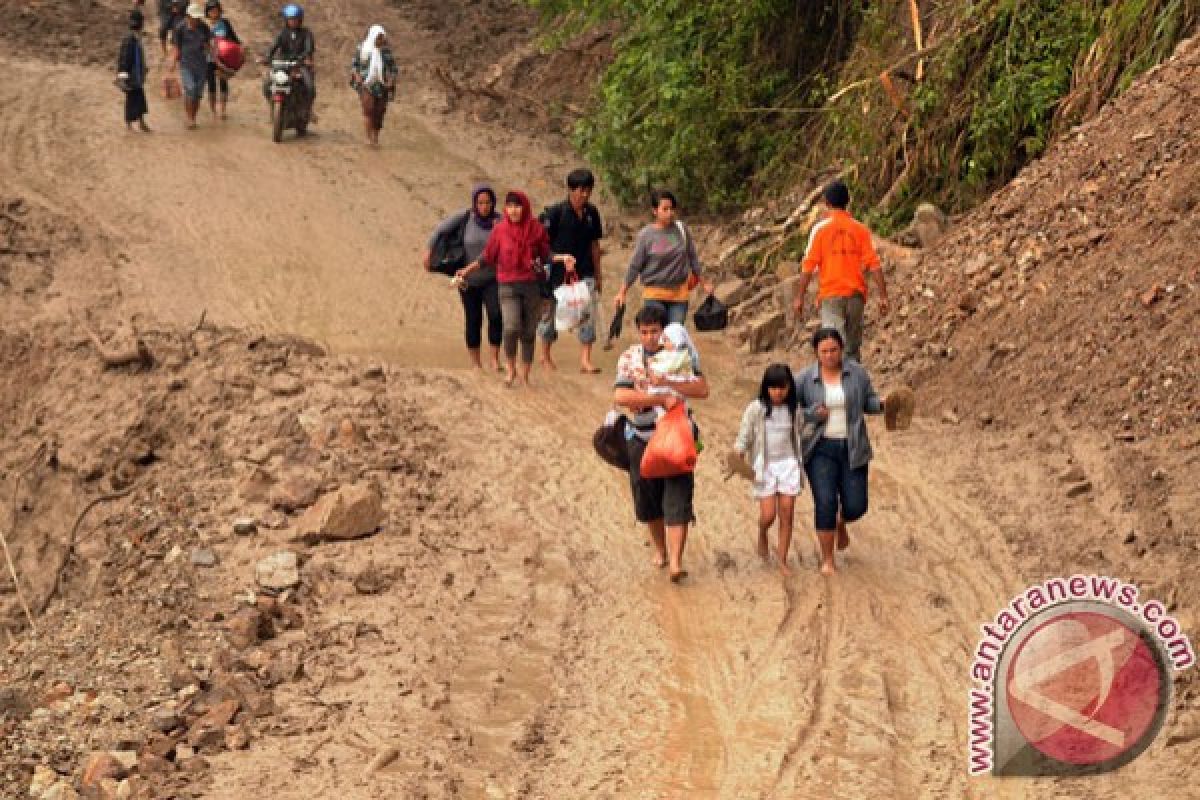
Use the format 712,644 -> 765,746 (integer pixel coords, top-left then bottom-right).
968,577 -> 1194,777
1006,611 -> 1162,767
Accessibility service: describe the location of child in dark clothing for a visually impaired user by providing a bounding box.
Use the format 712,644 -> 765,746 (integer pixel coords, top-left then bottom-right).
117,10 -> 151,132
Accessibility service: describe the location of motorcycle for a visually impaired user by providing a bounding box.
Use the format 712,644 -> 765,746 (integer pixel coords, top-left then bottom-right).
263,58 -> 311,142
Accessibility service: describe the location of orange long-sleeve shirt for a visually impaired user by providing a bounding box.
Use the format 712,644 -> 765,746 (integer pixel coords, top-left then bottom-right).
801,210 -> 881,300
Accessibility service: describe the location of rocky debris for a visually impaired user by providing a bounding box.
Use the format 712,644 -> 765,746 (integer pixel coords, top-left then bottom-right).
232,517 -> 258,536
941,410 -> 960,426
256,551 -> 301,591
293,484 -> 385,544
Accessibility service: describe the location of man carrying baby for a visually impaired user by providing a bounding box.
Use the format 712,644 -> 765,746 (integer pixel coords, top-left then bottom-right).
613,305 -> 710,583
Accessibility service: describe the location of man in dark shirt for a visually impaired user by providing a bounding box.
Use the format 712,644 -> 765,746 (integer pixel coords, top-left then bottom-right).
537,168 -> 605,373
158,0 -> 184,57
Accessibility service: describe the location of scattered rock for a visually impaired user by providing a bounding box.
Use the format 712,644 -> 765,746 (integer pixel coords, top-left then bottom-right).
226,607 -> 270,650
256,551 -> 300,591
190,548 -> 218,568
941,409 -> 960,425
1065,481 -> 1093,498
41,784 -> 80,800
0,686 -> 32,719
363,364 -> 385,380
149,706 -> 182,733
1140,284 -> 1164,307
883,386 -> 915,431
81,752 -> 126,788
1151,467 -> 1167,481
225,726 -> 250,751
187,699 -> 240,753
30,765 -> 59,797
713,277 -> 752,307
1058,465 -> 1088,484
269,373 -> 305,397
232,517 -> 258,536
269,471 -> 321,512
293,484 -> 385,544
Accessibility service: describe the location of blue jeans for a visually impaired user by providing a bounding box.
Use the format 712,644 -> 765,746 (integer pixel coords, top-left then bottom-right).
804,438 -> 868,531
641,299 -> 689,327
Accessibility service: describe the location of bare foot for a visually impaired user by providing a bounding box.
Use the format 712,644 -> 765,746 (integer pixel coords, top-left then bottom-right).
650,554 -> 667,569
138,122 -> 152,132
669,569 -> 688,584
836,519 -> 850,551
503,371 -> 516,388
778,558 -> 794,578
820,561 -> 837,577
540,356 -> 557,371
580,364 -> 601,374
757,531 -> 769,562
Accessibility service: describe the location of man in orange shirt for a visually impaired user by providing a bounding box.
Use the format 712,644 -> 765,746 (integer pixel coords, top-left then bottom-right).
792,181 -> 890,362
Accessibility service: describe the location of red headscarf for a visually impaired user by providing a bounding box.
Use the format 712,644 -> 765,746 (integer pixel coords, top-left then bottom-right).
481,190 -> 551,284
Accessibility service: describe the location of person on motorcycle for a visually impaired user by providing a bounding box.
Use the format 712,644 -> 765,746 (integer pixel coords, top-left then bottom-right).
263,4 -> 315,113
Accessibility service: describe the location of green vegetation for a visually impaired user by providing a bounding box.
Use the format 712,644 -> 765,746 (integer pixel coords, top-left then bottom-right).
530,0 -> 1197,222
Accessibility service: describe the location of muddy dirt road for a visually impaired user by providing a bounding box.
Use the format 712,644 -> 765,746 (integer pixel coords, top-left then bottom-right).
2,1 -> 1197,798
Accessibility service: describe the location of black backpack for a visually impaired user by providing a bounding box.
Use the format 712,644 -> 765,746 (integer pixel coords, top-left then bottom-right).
693,293 -> 728,331
430,211 -> 470,276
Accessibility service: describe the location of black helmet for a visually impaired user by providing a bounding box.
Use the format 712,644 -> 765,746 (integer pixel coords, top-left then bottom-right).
205,0 -> 221,10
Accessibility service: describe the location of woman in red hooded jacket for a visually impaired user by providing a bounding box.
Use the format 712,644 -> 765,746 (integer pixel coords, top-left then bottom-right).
459,190 -> 576,387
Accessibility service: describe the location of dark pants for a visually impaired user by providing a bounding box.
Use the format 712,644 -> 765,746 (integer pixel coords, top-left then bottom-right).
498,281 -> 541,363
460,280 -> 502,350
124,88 -> 148,123
206,63 -> 229,98
804,437 -> 868,530
626,434 -> 695,525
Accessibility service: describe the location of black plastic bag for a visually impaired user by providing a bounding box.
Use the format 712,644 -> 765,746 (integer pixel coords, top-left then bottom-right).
693,293 -> 728,331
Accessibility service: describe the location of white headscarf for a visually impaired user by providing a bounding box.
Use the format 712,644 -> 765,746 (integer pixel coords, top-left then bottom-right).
359,25 -> 387,86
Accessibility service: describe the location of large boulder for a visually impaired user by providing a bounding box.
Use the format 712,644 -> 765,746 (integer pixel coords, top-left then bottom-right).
713,277 -> 752,307
293,484 -> 384,544
913,203 -> 948,248
746,310 -> 787,353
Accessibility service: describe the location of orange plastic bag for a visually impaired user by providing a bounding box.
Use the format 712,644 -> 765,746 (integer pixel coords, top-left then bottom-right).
162,74 -> 181,100
640,404 -> 697,479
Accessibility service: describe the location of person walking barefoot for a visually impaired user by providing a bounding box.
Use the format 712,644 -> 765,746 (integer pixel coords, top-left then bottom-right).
735,364 -> 805,576
795,327 -> 886,576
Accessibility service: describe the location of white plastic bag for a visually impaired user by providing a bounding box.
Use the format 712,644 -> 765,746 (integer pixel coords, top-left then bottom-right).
554,278 -> 592,332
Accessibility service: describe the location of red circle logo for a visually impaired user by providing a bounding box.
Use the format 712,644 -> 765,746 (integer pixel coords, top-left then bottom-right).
1005,611 -> 1162,765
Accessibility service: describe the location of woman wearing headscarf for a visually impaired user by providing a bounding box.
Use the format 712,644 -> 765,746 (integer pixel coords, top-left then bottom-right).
350,24 -> 397,146
459,190 -> 576,387
423,185 -> 503,370
117,9 -> 151,132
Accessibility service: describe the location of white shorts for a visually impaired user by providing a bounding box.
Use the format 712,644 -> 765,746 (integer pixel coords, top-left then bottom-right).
753,458 -> 803,498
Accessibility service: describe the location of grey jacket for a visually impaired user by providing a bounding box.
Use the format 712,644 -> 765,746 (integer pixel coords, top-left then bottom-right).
623,221 -> 702,290
794,361 -> 883,469
734,400 -> 806,483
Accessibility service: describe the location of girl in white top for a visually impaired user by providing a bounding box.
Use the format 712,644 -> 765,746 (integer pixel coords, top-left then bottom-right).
734,364 -> 805,576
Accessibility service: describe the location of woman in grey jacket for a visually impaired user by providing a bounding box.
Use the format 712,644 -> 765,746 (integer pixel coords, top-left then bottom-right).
734,364 -> 806,576
795,327 -> 885,576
